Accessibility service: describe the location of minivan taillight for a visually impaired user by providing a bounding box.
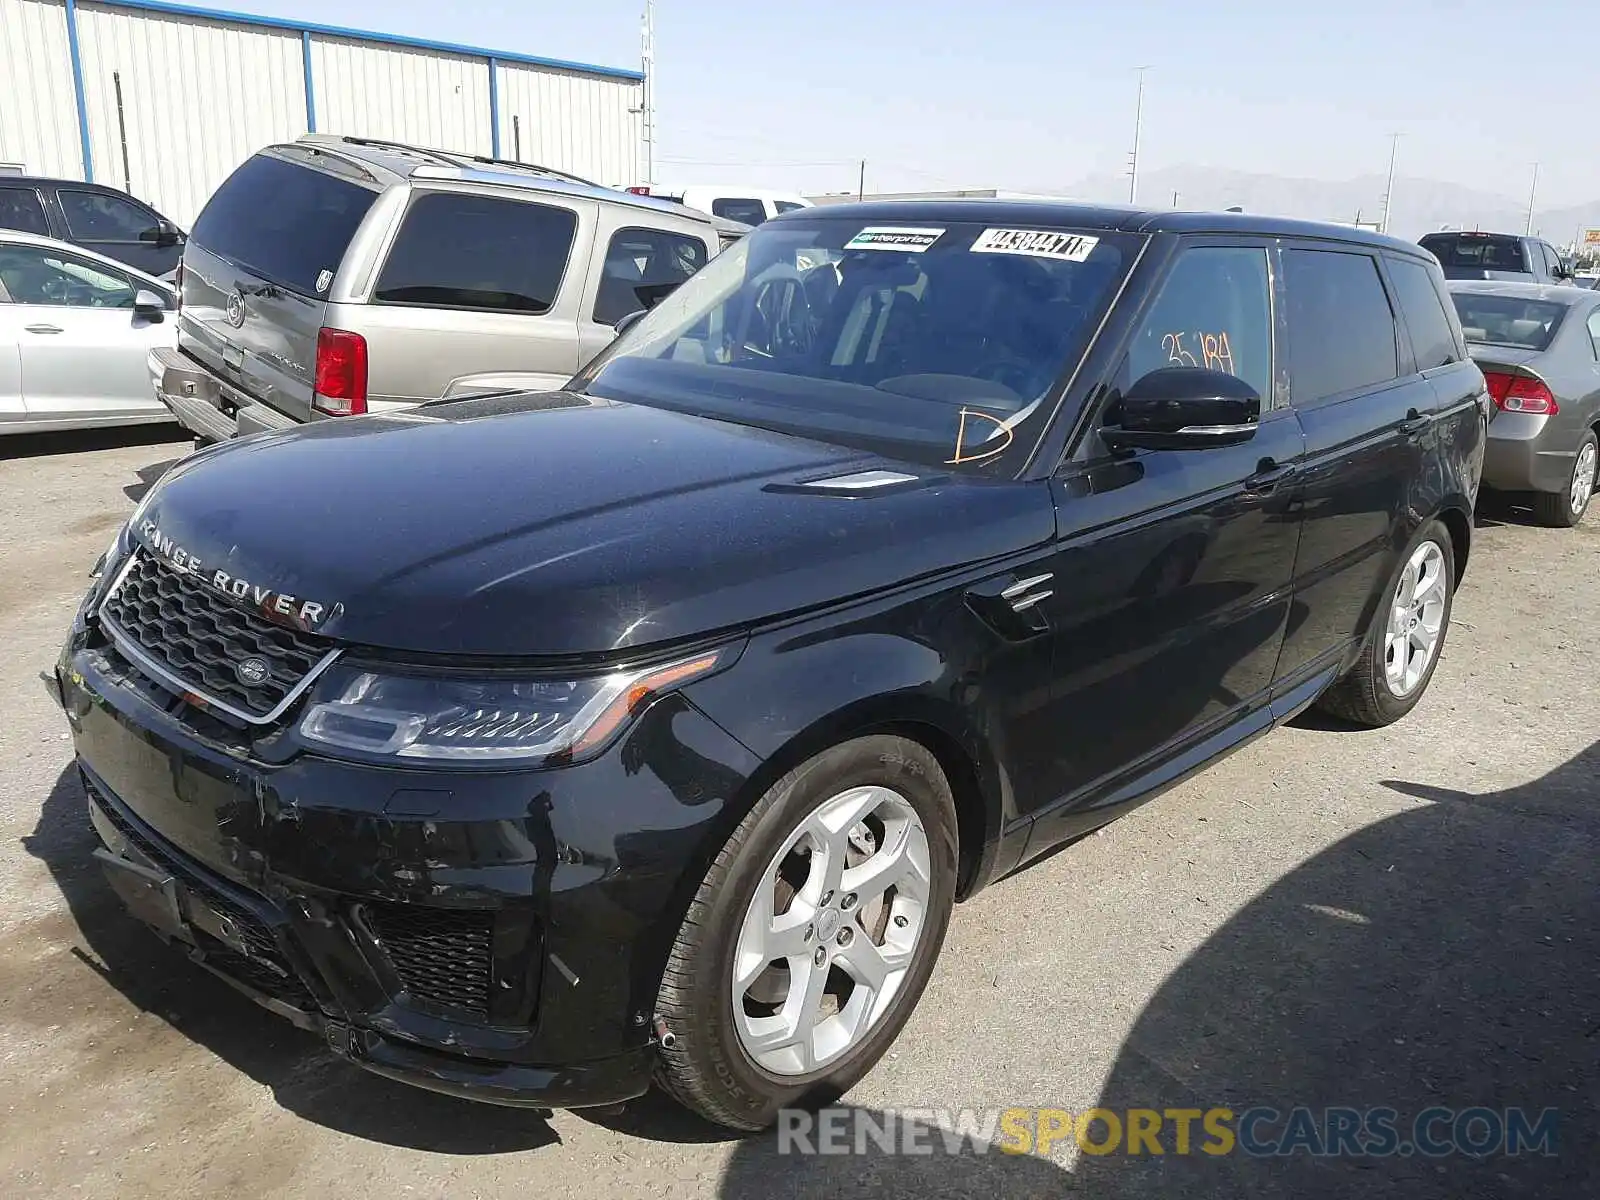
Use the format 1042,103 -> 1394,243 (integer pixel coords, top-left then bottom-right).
313,327 -> 368,416
1482,370 -> 1558,415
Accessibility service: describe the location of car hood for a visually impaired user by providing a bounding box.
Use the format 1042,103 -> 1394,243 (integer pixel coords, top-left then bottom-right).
133,393 -> 1053,658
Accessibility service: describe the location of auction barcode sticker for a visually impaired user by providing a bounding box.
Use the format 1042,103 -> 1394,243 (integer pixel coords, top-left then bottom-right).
845,226 -> 946,252
971,229 -> 1100,262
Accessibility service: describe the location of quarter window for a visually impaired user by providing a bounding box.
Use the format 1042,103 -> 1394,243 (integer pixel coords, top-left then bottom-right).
0,187 -> 49,235
1283,249 -> 1398,405
1587,310 -> 1600,360
1387,258 -> 1460,371
375,192 -> 577,315
59,189 -> 160,242
593,227 -> 708,326
711,198 -> 767,226
1124,245 -> 1273,401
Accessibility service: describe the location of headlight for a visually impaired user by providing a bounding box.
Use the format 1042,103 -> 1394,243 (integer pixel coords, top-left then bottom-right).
296,648 -> 732,765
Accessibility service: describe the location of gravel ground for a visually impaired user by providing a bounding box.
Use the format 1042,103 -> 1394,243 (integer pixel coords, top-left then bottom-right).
0,428 -> 1594,1199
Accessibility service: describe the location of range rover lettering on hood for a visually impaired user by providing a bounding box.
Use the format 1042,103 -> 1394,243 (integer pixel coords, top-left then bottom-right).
137,519 -> 334,630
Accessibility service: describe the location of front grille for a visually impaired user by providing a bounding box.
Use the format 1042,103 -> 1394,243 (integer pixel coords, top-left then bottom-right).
365,903 -> 494,1018
99,551 -> 330,720
90,782 -> 315,1008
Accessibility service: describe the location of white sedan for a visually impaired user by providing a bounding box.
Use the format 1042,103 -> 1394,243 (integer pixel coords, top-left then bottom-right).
0,230 -> 176,436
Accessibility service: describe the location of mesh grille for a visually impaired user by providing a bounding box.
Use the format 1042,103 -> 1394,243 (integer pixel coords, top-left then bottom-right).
99,552 -> 330,719
366,903 -> 494,1018
90,783 -> 315,1009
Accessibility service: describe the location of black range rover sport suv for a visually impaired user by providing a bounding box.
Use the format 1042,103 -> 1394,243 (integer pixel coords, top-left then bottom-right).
56,203 -> 1487,1130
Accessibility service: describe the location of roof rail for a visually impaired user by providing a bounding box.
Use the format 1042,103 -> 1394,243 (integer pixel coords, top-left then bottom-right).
323,135 -> 602,189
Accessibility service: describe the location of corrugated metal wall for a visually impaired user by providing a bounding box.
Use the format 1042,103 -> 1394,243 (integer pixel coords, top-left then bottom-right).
75,3 -> 307,226
311,36 -> 491,156
496,63 -> 642,189
0,0 -> 81,178
0,0 -> 643,225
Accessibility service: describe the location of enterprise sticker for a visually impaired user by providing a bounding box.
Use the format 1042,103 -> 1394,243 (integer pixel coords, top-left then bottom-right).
845,226 -> 945,252
971,228 -> 1100,262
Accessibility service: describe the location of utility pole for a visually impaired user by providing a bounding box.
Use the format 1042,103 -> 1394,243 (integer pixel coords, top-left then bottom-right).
1171,190 -> 1179,208
1525,163 -> 1540,236
858,159 -> 865,201
1127,67 -> 1149,205
639,0 -> 656,187
1379,133 -> 1400,234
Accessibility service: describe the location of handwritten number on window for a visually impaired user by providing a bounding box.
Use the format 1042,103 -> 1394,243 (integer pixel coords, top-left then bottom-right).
1163,330 -> 1235,375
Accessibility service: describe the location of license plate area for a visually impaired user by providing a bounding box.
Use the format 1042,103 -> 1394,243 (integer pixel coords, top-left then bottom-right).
93,846 -> 191,943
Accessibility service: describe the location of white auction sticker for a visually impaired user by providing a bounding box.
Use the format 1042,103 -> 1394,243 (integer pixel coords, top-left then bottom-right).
971,228 -> 1100,262
845,226 -> 946,253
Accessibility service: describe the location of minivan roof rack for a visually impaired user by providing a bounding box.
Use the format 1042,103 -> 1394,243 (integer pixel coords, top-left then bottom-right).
326,135 -> 602,189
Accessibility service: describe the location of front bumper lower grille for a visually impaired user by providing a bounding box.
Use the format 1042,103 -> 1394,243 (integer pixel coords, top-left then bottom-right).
365,903 -> 495,1019
98,551 -> 334,722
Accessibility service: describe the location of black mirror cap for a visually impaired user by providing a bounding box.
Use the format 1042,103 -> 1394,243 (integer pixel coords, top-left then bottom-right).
612,309 -> 648,337
1103,367 -> 1261,452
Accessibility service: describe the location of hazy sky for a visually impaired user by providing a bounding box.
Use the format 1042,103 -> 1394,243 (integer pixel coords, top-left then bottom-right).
259,0 -> 1600,205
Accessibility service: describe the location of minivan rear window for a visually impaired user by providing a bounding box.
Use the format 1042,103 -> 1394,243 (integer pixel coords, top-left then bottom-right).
1420,234 -> 1528,273
190,153 -> 377,295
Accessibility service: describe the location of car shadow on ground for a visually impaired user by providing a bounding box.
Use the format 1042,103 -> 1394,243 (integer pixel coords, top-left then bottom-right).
123,454 -> 185,505
1068,738 -> 1598,1198
23,764 -> 558,1155
0,423 -> 185,462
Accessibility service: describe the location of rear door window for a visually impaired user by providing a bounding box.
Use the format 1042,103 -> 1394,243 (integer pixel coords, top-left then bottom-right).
593,227 -> 708,325
375,192 -> 577,314
0,187 -> 49,235
190,152 -> 378,295
711,197 -> 768,225
58,189 -> 159,242
1124,245 -> 1273,401
1283,249 -> 1399,405
1387,257 -> 1461,371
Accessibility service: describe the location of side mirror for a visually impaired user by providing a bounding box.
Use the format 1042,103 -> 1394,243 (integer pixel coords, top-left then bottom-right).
612,309 -> 648,338
1102,367 -> 1260,452
133,289 -> 167,321
141,219 -> 182,247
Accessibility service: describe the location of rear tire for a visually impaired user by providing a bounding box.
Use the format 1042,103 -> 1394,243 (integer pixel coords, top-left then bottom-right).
653,735 -> 958,1131
1532,431 -> 1597,528
1316,519 -> 1455,728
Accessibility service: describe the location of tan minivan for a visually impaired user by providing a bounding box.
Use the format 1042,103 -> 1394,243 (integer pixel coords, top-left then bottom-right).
151,135 -> 723,441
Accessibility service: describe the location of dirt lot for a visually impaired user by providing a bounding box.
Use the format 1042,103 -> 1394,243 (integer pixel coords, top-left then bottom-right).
0,428 -> 1594,1199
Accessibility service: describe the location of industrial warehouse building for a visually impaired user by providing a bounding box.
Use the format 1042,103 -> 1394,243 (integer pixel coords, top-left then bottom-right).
0,0 -> 646,224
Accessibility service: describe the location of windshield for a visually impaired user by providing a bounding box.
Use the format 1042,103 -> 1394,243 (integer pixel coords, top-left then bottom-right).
1450,293 -> 1567,350
1421,234 -> 1528,274
577,217 -> 1138,474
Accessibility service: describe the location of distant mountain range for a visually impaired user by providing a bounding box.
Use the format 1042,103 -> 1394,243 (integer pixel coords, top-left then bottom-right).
1058,165 -> 1600,245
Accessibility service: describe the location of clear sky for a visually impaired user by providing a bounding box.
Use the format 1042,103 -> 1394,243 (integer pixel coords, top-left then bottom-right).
256,0 -> 1600,205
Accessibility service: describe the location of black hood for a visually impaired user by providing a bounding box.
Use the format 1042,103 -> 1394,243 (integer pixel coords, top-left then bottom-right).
134,394 -> 1053,658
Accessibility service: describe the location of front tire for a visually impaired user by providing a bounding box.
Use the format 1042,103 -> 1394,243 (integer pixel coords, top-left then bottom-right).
1316,519 -> 1455,727
1533,431 -> 1597,528
653,735 -> 958,1131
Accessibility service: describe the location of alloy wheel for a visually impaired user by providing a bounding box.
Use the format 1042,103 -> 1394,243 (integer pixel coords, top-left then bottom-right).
1384,539 -> 1448,698
731,784 -> 931,1076
1571,441 -> 1597,516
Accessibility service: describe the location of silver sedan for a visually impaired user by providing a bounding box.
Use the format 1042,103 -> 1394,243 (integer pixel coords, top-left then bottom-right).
0,230 -> 177,436
1449,280 -> 1600,527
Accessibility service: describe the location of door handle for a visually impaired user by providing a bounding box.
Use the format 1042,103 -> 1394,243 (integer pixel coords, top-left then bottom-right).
24,323 -> 63,335
1244,457 -> 1297,493
1399,407 -> 1431,436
